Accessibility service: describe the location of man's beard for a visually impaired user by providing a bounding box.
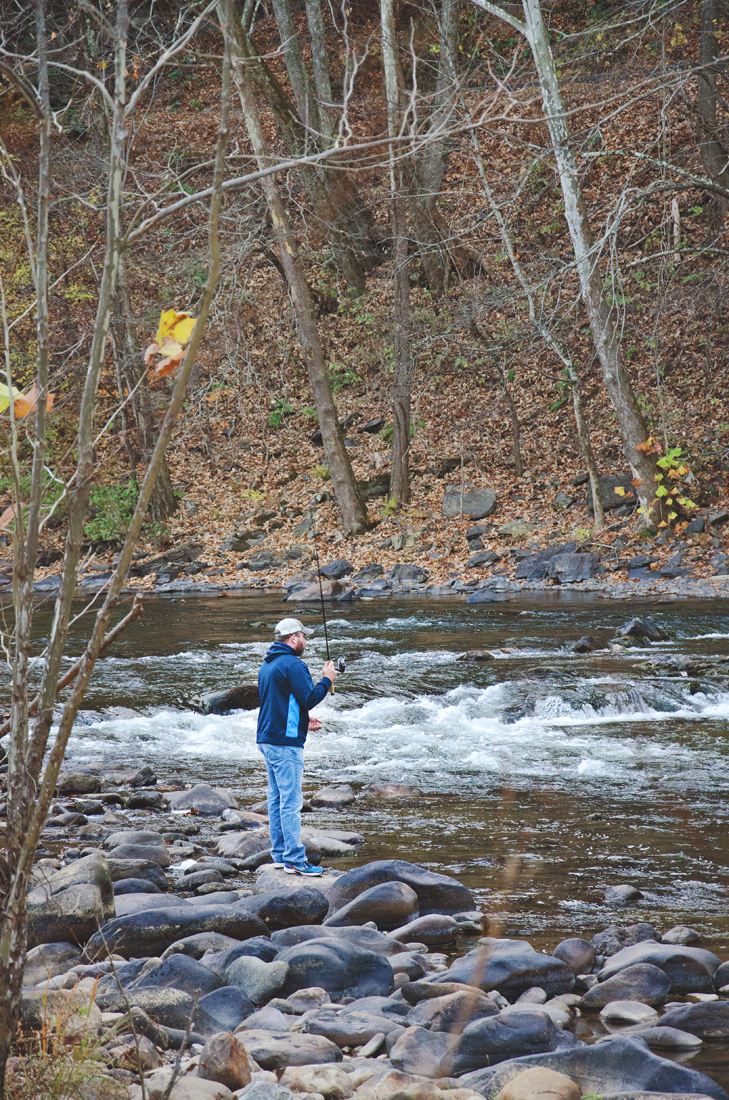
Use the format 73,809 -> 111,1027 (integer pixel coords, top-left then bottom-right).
292,637 -> 306,656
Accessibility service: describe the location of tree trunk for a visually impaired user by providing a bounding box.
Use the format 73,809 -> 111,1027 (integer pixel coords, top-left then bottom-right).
233,55 -> 370,534
495,361 -> 523,477
303,0 -> 334,138
381,0 -> 411,504
698,0 -> 729,225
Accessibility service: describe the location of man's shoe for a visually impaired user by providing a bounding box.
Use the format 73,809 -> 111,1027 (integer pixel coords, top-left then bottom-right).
272,862 -> 285,869
284,861 -> 324,877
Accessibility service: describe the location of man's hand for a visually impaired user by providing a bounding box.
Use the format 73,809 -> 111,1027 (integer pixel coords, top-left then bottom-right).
323,660 -> 338,683
308,716 -> 322,731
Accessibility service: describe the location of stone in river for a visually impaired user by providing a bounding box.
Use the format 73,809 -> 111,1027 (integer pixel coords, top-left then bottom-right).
109,843 -> 171,868
496,1067 -> 581,1100
389,914 -> 459,946
440,938 -> 574,1001
200,686 -> 260,714
636,1026 -> 703,1050
56,772 -> 102,795
659,1001 -> 729,1039
465,589 -> 507,604
271,923 -> 402,958
195,987 -> 255,1035
184,869 -> 225,890
581,963 -> 672,1008
600,1000 -> 659,1026
197,1031 -> 252,1091
407,990 -> 499,1033
573,636 -> 600,654
84,905 -> 269,960
286,986 -> 331,1013
389,951 -> 428,980
132,953 -> 224,997
225,957 -> 289,1005
598,943 -> 720,994
97,986 -> 219,1031
216,831 -> 271,860
325,882 -> 419,931
389,1026 -> 452,1078
239,1005 -> 292,1032
114,877 -> 162,895
325,859 -> 475,917
233,1029 -> 342,1070
446,1009 -> 559,1076
205,937 -> 280,976
276,936 -> 394,1000
134,1068 -> 234,1100
27,881 -> 115,949
618,617 -> 668,642
23,942 -> 84,987
237,887 -> 328,930
457,1034 -> 728,1100
302,1007 -> 400,1046
166,783 -> 238,815
104,829 -> 166,850
311,784 -> 356,809
162,932 -> 243,961
552,938 -> 597,975
662,926 -> 701,946
456,650 -> 495,662
279,1064 -> 353,1100
604,884 -> 643,906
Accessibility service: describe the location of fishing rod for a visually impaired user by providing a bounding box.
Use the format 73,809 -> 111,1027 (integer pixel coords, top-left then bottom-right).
313,542 -> 345,694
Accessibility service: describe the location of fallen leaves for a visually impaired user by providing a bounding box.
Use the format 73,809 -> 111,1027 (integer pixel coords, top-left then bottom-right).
145,309 -> 197,378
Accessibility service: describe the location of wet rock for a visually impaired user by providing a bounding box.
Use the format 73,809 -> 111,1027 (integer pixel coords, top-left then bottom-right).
442,490 -> 497,520
130,953 -> 223,998
446,1009 -> 560,1075
166,784 -> 238,816
234,1030 -> 342,1070
200,686 -> 260,714
407,990 -> 499,1033
441,938 -> 574,1001
495,1067 -> 581,1100
326,860 -> 475,917
465,589 -> 508,603
85,906 -> 268,961
636,1026 -> 703,1050
659,1001 -> 729,1039
456,650 -> 494,662
163,932 -> 242,960
238,888 -> 328,930
325,882 -> 419,931
389,914 -> 459,946
195,987 -> 256,1035
662,926 -> 701,946
546,554 -> 598,584
276,936 -> 394,999
572,636 -> 600,654
185,869 -> 225,890
457,1035 -> 728,1100
600,1001 -> 658,1026
588,474 -> 636,513
552,939 -> 596,975
604,884 -> 643,906
618,617 -> 668,642
598,943 -> 720,994
590,924 -> 659,957
320,560 -> 354,579
57,773 -> 102,795
225,957 -> 289,1005
581,963 -> 672,1008
106,859 -> 168,890
363,785 -> 422,800
197,1031 -> 252,1091
205,937 -> 280,977
311,785 -> 356,809
279,1063 -> 353,1099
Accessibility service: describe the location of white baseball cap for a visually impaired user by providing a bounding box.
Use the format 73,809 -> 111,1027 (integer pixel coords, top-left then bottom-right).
274,617 -> 313,639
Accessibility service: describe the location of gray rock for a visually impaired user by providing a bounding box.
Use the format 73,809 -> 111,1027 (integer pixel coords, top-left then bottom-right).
200,686 -> 260,714
389,914 -> 459,946
325,882 -> 419,931
591,924 -> 659,958
604,884 -> 644,906
389,1026 -> 452,1077
166,784 -> 238,816
456,650 -> 494,663
23,941 -> 84,987
546,553 -> 598,584
581,964 -> 672,1008
587,474 -> 637,513
498,521 -> 537,538
389,564 -> 429,584
600,1001 -> 658,1026
326,859 -> 474,918
271,924 -> 402,959
27,879 -> 116,949
442,490 -> 497,520
225,957 -> 289,1005
388,951 -> 428,980
106,859 -> 169,891
352,564 -> 384,581
162,932 -> 243,961
465,589 -> 508,603
514,544 -> 577,580
438,938 -> 574,1001
634,1027 -> 703,1050
184,869 -> 225,889
552,938 -> 596,974
104,829 -> 166,850
114,893 -> 191,917
109,844 -> 171,868
195,986 -> 256,1035
216,831 -> 271,860
85,906 -> 268,961
56,772 -> 102,795
132,954 -> 224,997
659,1001 -> 729,1039
238,1005 -> 293,1032
238,888 -> 329,931
446,1008 -> 559,1075
303,1008 -> 400,1046
572,636 -> 600,654
204,937 -> 280,977
458,1035 -> 728,1100
197,1030 -> 252,1091
407,990 -> 499,1033
311,785 -> 356,809
96,986 -> 220,1032
234,1030 -> 342,1070
598,943 -> 720,994
618,617 -> 668,642
468,551 -> 500,569
661,926 -> 701,946
320,559 -> 354,579
234,1085 -> 295,1100
247,551 -> 284,572
276,936 -> 394,1000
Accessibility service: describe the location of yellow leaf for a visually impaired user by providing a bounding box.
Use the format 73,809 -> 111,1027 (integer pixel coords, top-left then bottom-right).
155,310 -> 196,347
614,486 -> 625,496
657,520 -> 668,528
0,381 -> 21,415
668,511 -> 677,520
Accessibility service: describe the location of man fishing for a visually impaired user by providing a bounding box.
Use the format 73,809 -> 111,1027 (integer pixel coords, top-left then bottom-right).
256,617 -> 338,876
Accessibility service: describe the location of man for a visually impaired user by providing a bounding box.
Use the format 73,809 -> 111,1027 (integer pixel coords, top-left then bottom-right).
256,617 -> 337,876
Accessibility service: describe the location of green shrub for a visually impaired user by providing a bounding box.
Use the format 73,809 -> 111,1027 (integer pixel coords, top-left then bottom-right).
84,482 -> 140,542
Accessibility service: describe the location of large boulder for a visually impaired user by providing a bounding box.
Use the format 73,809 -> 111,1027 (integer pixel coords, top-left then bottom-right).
581,964 -> 671,1008
275,936 -> 394,999
234,1030 -> 342,1070
546,553 -> 598,584
98,986 -> 219,1031
106,859 -> 168,890
279,1064 -> 354,1099
104,830 -> 166,850
27,866 -> 116,948
195,987 -> 256,1035
389,914 -> 459,946
302,1007 -> 400,1047
201,686 -> 260,714
162,932 -> 243,961
224,957 -> 289,1005
389,1026 -> 452,1078
587,474 -> 637,513
325,860 -> 474,917
659,1001 -> 729,1039
496,1067 -> 580,1100
84,906 -> 268,960
514,545 -> 577,580
115,893 -> 190,917
324,882 -> 418,931
166,784 -> 238,816
551,938 -> 596,975
458,1035 -> 728,1100
439,939 -> 574,1001
23,941 -> 84,986
271,924 -> 402,958
446,1009 -> 560,1075
204,937 -> 280,977
237,888 -> 328,930
108,844 -> 171,868
129,954 -> 224,998
597,943 -> 720,994
407,990 -> 499,1033
197,1031 -> 252,1091
442,489 -> 497,520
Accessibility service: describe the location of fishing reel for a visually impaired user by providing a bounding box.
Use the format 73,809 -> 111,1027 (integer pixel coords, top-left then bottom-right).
334,656 -> 346,674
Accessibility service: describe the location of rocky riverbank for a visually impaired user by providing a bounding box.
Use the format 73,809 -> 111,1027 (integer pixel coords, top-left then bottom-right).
10,770 -> 729,1100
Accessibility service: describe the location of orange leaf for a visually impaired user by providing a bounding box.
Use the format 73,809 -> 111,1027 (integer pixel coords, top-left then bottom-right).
151,353 -> 183,378
144,341 -> 160,366
0,503 -> 17,530
14,382 -> 54,419
631,477 -> 642,487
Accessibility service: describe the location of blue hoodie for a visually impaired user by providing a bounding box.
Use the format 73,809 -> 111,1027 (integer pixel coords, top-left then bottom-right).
256,641 -> 331,747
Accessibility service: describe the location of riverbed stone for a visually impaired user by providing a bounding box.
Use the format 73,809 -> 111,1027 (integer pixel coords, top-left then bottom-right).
618,617 -> 668,642
311,785 -> 356,809
635,1026 -> 703,1050
276,936 -> 394,999
195,986 -> 256,1035
407,990 -> 499,1033
659,1001 -> 729,1039
131,953 -> 224,997
457,1035 -> 728,1100
581,963 -> 671,1008
442,490 -> 497,519
389,914 -> 459,946
57,772 -> 102,795
495,1067 -> 581,1100
326,860 -> 474,917
23,942 -> 84,986
85,906 -> 268,960
132,1068 -> 235,1100
604,884 -> 643,906
27,881 -> 116,948
279,1064 -> 353,1099
108,843 -> 171,868
661,926 -> 701,946
598,943 -> 720,993
114,877 -> 162,895
446,1009 -> 560,1076
387,1026 -> 452,1077
163,932 -> 243,960
197,1031 -> 252,1091
104,830 -> 166,850
303,1008 -> 400,1047
166,784 -> 238,815
238,888 -> 329,930
204,937 -> 280,977
440,939 -> 574,1001
552,939 -> 596,975
600,1000 -> 658,1026
271,923 -> 402,958
591,924 -> 660,957
546,553 -> 598,584
239,1005 -> 292,1031
225,957 -> 289,1004
216,831 -> 271,859
325,882 -> 419,931
97,986 -> 215,1031
114,893 -> 191,916
200,685 -> 260,714
234,1029 -> 342,1070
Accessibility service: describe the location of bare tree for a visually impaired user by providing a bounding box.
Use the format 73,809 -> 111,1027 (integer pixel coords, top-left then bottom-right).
697,0 -> 729,193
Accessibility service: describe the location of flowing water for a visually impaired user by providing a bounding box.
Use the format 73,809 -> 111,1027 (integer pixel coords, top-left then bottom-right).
13,591 -> 729,1084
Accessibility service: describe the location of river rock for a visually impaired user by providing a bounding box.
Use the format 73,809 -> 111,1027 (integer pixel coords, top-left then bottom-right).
204,937 -> 279,976
225,957 -> 289,1004
184,869 -> 225,889
57,772 -> 102,795
659,1001 -> 729,1039
440,939 -> 574,1001
201,685 -> 260,714
389,914 -> 459,946
238,888 -> 329,930
581,964 -> 671,1008
496,1067 -> 581,1100
320,559 -> 354,579
279,1064 -> 354,1099
114,892 -> 191,916
276,936 -> 394,999
114,877 -> 162,895
104,829 -> 166,850
552,939 -> 596,975
108,843 -> 171,868
661,926 -> 701,946
407,990 -> 499,1033
166,784 -> 238,815
195,987 -> 256,1034
23,941 -> 84,986
85,906 -> 268,960
163,932 -> 243,961
303,1007 -> 400,1046
465,589 -> 508,604
107,860 -> 169,892
388,1026 -> 452,1077
604,884 -> 643,906
131,953 -> 224,997
591,924 -> 659,957
197,1031 -> 252,1091
240,1005 -> 292,1031
600,1001 -> 658,1026
598,943 -> 720,993
133,1068 -> 235,1100
326,860 -> 474,917
442,490 -> 497,519
635,1027 -> 703,1050
618,617 -> 668,642
546,553 -> 598,584
311,785 -> 356,808
216,831 -> 271,859
446,1010 -> 560,1075
97,986 -> 217,1031
271,924 -> 402,958
27,882 -> 115,948
325,882 -> 418,931
234,1030 -> 342,1070
457,1035 -> 728,1100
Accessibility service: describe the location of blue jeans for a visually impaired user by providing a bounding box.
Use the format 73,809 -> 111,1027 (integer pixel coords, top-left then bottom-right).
258,743 -> 306,867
